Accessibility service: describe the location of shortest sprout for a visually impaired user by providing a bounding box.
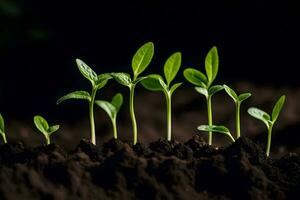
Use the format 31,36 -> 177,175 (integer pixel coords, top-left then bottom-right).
0,113 -> 7,143
198,125 -> 235,143
34,115 -> 60,145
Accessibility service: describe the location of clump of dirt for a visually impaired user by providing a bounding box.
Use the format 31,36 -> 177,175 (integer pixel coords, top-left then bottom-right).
0,135 -> 299,200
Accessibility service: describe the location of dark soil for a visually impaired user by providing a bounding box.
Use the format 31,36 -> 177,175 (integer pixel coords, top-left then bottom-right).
0,136 -> 299,200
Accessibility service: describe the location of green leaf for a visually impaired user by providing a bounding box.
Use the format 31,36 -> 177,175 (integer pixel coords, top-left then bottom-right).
164,52 -> 181,86
95,100 -> 116,119
57,91 -> 91,105
95,73 -> 111,89
205,46 -> 219,84
76,59 -> 98,84
141,74 -> 164,91
223,84 -> 238,101
197,125 -> 235,142
195,87 -> 208,98
95,79 -> 109,90
132,76 -> 148,85
111,72 -> 132,87
48,125 -> 60,135
183,68 -> 207,87
0,113 -> 4,134
158,78 -> 168,91
238,93 -> 251,102
34,115 -> 49,135
132,42 -> 154,79
208,85 -> 223,96
271,95 -> 286,123
170,82 -> 182,95
111,93 -> 123,112
247,107 -> 271,127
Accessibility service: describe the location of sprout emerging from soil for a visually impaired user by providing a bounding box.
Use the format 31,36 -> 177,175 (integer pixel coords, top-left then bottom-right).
33,115 -> 60,145
184,47 -> 223,145
248,95 -> 286,157
57,59 -> 111,145
95,93 -> 123,139
198,125 -> 235,142
223,84 -> 251,139
141,52 -> 182,141
0,113 -> 7,143
111,42 -> 154,145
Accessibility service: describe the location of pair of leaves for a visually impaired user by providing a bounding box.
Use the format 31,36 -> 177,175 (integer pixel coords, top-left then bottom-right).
0,113 -> 5,135
194,85 -> 223,98
184,46 -> 219,88
34,115 -> 60,137
95,93 -> 123,120
223,85 -> 251,103
198,125 -> 235,142
248,95 -> 286,128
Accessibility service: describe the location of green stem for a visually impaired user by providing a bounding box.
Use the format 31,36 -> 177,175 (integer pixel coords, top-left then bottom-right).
46,135 -> 50,145
207,95 -> 213,145
112,118 -> 117,139
165,92 -> 172,141
129,84 -> 137,145
266,124 -> 273,157
2,134 -> 7,143
89,88 -> 97,145
236,102 -> 241,139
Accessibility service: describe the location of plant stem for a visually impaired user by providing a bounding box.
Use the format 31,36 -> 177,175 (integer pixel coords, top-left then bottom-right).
207,95 -> 213,145
2,134 -> 7,143
112,118 -> 117,139
266,124 -> 273,157
236,102 -> 241,139
165,92 -> 172,141
89,88 -> 97,145
129,84 -> 137,145
46,135 -> 50,145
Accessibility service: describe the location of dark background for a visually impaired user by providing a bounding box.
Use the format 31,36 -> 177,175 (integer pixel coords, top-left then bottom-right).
0,0 -> 299,121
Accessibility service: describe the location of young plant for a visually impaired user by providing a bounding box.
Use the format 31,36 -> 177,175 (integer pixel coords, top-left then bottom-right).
198,125 -> 235,143
111,42 -> 154,145
57,59 -> 111,145
34,115 -> 60,145
141,52 -> 182,141
247,95 -> 286,157
95,93 -> 123,139
183,46 -> 223,145
223,84 -> 251,139
0,113 -> 7,143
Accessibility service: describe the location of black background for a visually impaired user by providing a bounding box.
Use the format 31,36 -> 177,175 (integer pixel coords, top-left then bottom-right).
0,0 -> 299,120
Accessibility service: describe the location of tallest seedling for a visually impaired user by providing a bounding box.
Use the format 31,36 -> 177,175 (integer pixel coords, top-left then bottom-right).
111,42 -> 154,145
184,47 -> 223,145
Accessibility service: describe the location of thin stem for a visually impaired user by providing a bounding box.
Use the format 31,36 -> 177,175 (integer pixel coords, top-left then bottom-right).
2,134 -> 7,143
236,102 -> 241,139
46,135 -> 50,145
207,95 -> 213,145
112,118 -> 117,139
266,124 -> 273,157
165,92 -> 172,141
89,88 -> 97,145
129,84 -> 137,145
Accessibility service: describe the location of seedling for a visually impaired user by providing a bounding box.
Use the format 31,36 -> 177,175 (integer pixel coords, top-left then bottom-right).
57,59 -> 111,145
0,113 -> 7,143
248,95 -> 286,157
141,52 -> 182,141
111,42 -> 154,145
33,115 -> 60,145
198,125 -> 235,142
95,93 -> 123,139
223,84 -> 251,139
183,46 -> 223,145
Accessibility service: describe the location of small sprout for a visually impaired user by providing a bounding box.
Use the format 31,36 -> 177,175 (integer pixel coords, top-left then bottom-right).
248,95 -> 286,157
223,84 -> 251,139
95,93 -> 123,139
0,113 -> 7,143
34,115 -> 60,145
57,59 -> 111,145
183,47 -> 223,145
141,52 -> 182,141
198,125 -> 235,142
111,42 -> 154,145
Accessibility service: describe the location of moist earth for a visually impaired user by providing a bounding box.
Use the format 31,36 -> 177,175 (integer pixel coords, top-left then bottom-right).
0,135 -> 299,200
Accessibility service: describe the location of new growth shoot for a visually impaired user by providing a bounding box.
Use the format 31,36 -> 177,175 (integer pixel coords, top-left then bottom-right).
0,113 -> 7,143
57,59 -> 111,145
95,93 -> 123,139
248,95 -> 286,157
141,52 -> 182,141
184,47 -> 223,145
223,85 -> 251,139
34,115 -> 60,145
198,125 -> 235,143
111,42 -> 154,145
